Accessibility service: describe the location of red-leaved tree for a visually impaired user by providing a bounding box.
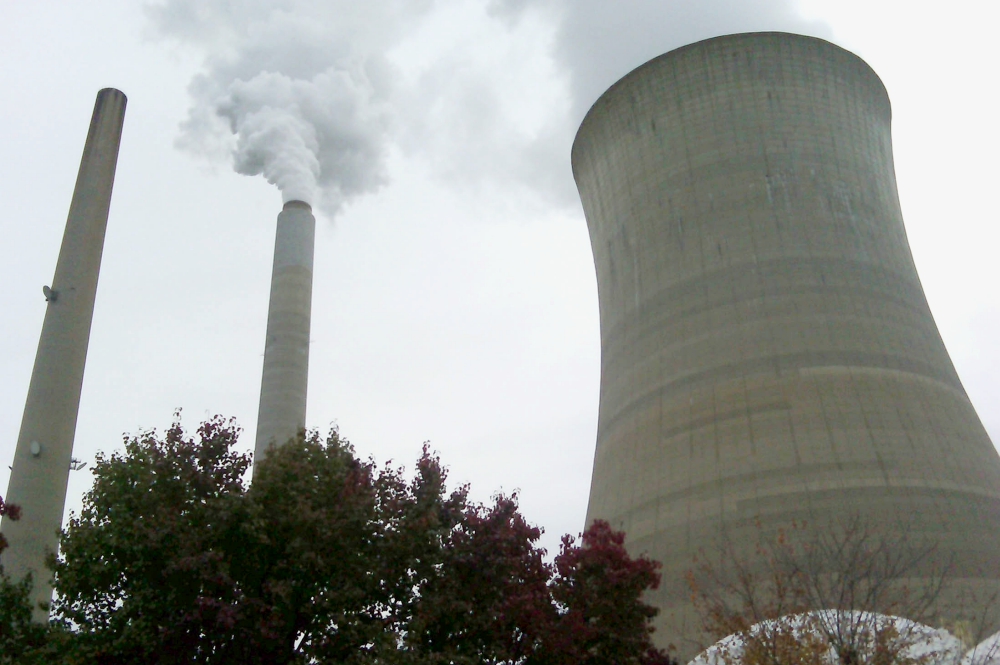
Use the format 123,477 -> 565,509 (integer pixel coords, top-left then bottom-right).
405,493 -> 556,664
546,520 -> 676,665
47,416 -> 677,664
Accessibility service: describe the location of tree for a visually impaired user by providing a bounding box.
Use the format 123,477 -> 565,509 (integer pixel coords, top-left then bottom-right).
50,415 -> 676,664
686,517 -> 999,665
231,426 -> 383,663
546,520 -> 677,665
403,493 -> 555,664
403,505 -> 676,665
53,415 -> 256,663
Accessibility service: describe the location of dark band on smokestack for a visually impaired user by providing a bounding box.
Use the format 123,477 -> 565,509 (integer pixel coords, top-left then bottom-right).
283,200 -> 311,211
2,88 -> 126,620
253,199 -> 316,470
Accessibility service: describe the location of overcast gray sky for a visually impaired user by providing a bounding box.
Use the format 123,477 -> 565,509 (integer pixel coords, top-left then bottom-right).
1,0 -> 997,555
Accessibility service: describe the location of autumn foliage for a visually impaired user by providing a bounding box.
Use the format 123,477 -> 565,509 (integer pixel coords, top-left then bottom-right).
10,416 -> 678,664
684,518 -> 994,665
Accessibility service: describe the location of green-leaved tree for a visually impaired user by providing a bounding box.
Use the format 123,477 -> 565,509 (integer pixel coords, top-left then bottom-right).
42,415 -> 676,664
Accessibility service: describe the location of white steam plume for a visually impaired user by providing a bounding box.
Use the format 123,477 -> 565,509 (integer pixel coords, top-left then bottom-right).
395,0 -> 830,206
147,0 -> 430,217
148,0 -> 829,215
216,68 -> 386,208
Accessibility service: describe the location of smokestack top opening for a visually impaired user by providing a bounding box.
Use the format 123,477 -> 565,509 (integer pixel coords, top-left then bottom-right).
97,87 -> 127,101
283,200 -> 312,212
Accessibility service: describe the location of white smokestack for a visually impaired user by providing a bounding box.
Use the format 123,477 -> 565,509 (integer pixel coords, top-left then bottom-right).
2,88 -> 126,619
254,200 -> 316,467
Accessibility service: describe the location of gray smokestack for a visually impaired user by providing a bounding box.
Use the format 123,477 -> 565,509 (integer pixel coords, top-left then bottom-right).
253,200 -> 315,468
573,33 -> 1000,657
1,88 -> 126,619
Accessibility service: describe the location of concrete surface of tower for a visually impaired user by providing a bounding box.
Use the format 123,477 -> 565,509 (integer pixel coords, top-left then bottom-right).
253,200 -> 315,469
572,32 -> 1000,658
1,89 -> 126,619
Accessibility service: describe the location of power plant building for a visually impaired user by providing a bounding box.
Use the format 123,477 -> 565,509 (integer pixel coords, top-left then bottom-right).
572,32 -> 1000,657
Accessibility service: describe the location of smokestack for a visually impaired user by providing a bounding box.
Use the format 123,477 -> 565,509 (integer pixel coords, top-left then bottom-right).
572,33 -> 1000,657
254,200 -> 315,467
2,88 -> 126,619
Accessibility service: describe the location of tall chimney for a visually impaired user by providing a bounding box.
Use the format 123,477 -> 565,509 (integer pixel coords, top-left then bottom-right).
254,200 -> 315,468
2,88 -> 127,619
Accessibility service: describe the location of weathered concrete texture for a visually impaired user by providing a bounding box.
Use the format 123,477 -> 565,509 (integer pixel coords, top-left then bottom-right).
572,33 -> 1000,659
1,88 -> 126,619
254,200 -> 315,467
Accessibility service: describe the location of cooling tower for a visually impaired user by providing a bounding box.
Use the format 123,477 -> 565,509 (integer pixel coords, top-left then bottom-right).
2,88 -> 126,618
254,200 -> 315,467
572,33 -> 1000,657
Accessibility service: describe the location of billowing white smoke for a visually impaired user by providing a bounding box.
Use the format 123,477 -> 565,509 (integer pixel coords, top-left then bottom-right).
148,0 -> 427,217
148,0 -> 828,216
495,0 -> 832,121
220,78 -> 320,206
216,68 -> 386,209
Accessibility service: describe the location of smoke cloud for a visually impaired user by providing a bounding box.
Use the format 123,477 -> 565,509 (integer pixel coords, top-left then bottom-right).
148,0 -> 828,216
544,0 -> 831,121
147,0 -> 431,216
217,68 -> 387,208
399,0 -> 829,207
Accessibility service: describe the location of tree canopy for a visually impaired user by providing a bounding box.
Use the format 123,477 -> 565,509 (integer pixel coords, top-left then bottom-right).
686,518 -> 1000,665
6,415 -> 676,664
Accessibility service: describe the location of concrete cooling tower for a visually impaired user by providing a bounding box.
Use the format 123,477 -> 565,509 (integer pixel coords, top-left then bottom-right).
254,200 -> 315,467
2,88 -> 126,618
571,32 -> 1000,657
